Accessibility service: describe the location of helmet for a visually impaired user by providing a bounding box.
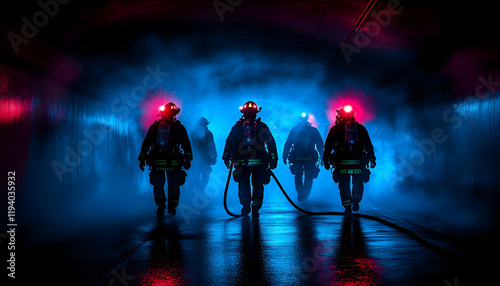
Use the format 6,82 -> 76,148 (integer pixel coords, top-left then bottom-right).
160,102 -> 181,117
239,101 -> 262,115
198,117 -> 210,126
336,105 -> 354,123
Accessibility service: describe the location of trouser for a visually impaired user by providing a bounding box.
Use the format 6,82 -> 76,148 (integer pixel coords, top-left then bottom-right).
337,174 -> 364,207
193,162 -> 212,191
149,168 -> 186,207
290,161 -> 319,197
233,165 -> 269,209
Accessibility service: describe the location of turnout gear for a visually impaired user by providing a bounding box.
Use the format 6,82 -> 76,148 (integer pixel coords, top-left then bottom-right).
223,101 -> 277,217
190,117 -> 217,192
141,119 -> 193,168
223,116 -> 277,169
138,102 -> 192,215
283,117 -> 324,201
324,106 -> 375,212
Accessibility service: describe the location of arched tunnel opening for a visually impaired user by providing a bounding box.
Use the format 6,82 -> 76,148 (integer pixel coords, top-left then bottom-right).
1,0 -> 499,285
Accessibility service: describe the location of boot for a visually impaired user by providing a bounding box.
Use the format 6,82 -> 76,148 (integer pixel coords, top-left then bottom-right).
167,203 -> 176,215
241,204 -> 251,216
156,202 -> 166,216
297,191 -> 307,202
344,205 -> 352,213
251,204 -> 260,219
352,200 -> 360,212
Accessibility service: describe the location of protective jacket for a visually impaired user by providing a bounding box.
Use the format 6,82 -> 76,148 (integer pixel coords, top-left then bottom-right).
190,127 -> 217,166
223,118 -> 277,167
283,122 -> 324,163
139,118 -> 193,168
323,120 -> 374,175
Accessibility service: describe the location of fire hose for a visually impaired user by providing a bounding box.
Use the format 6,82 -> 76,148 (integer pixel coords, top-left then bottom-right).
223,163 -> 467,260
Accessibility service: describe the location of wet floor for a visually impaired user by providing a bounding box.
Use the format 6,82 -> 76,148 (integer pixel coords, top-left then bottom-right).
15,201 -> 482,286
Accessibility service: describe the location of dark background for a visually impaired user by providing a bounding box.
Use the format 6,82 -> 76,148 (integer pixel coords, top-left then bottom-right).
0,0 -> 499,282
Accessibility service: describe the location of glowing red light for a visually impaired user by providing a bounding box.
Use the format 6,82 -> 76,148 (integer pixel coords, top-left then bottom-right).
140,89 -> 181,130
326,86 -> 378,125
0,98 -> 32,125
159,105 -> 165,112
138,265 -> 186,286
344,105 -> 353,113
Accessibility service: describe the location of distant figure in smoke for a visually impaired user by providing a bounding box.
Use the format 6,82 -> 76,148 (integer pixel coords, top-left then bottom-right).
189,117 -> 217,192
323,105 -> 376,213
222,101 -> 278,218
138,102 -> 193,216
283,113 -> 324,201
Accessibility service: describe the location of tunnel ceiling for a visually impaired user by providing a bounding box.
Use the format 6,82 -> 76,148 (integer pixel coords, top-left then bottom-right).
1,0 -> 499,98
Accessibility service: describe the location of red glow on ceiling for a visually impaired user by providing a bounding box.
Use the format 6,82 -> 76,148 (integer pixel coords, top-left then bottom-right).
326,87 -> 378,125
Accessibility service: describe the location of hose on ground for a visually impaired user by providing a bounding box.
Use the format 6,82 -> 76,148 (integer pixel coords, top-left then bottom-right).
223,166 -> 467,260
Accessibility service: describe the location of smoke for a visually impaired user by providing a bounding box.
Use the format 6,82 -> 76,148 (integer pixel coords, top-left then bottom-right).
16,31 -> 499,243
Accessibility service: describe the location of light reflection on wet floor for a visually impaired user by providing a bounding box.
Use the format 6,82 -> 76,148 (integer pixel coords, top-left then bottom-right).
90,204 -> 456,286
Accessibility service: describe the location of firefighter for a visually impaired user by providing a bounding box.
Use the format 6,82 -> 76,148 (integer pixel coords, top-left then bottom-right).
189,117 -> 217,192
323,105 -> 376,213
222,101 -> 278,218
283,113 -> 324,201
138,102 -> 193,216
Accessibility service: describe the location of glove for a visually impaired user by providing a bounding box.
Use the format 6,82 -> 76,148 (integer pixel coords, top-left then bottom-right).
370,159 -> 376,168
270,159 -> 278,170
283,158 -> 287,165
139,160 -> 145,171
224,158 -> 231,169
183,159 -> 191,170
324,161 -> 330,170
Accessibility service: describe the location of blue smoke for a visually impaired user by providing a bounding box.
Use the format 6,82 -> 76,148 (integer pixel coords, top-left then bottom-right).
17,32 -> 498,241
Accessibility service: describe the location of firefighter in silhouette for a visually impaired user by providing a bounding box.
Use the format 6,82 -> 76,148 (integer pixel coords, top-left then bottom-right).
283,113 -> 324,201
189,117 -> 217,192
222,101 -> 278,218
138,102 -> 193,216
323,105 -> 376,213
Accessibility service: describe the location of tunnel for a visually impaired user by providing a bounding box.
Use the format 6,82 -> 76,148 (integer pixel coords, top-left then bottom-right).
1,0 -> 499,285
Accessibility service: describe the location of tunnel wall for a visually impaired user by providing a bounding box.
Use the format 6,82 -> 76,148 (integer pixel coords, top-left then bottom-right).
382,79 -> 500,228
2,59 -> 499,239
1,63 -> 148,239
